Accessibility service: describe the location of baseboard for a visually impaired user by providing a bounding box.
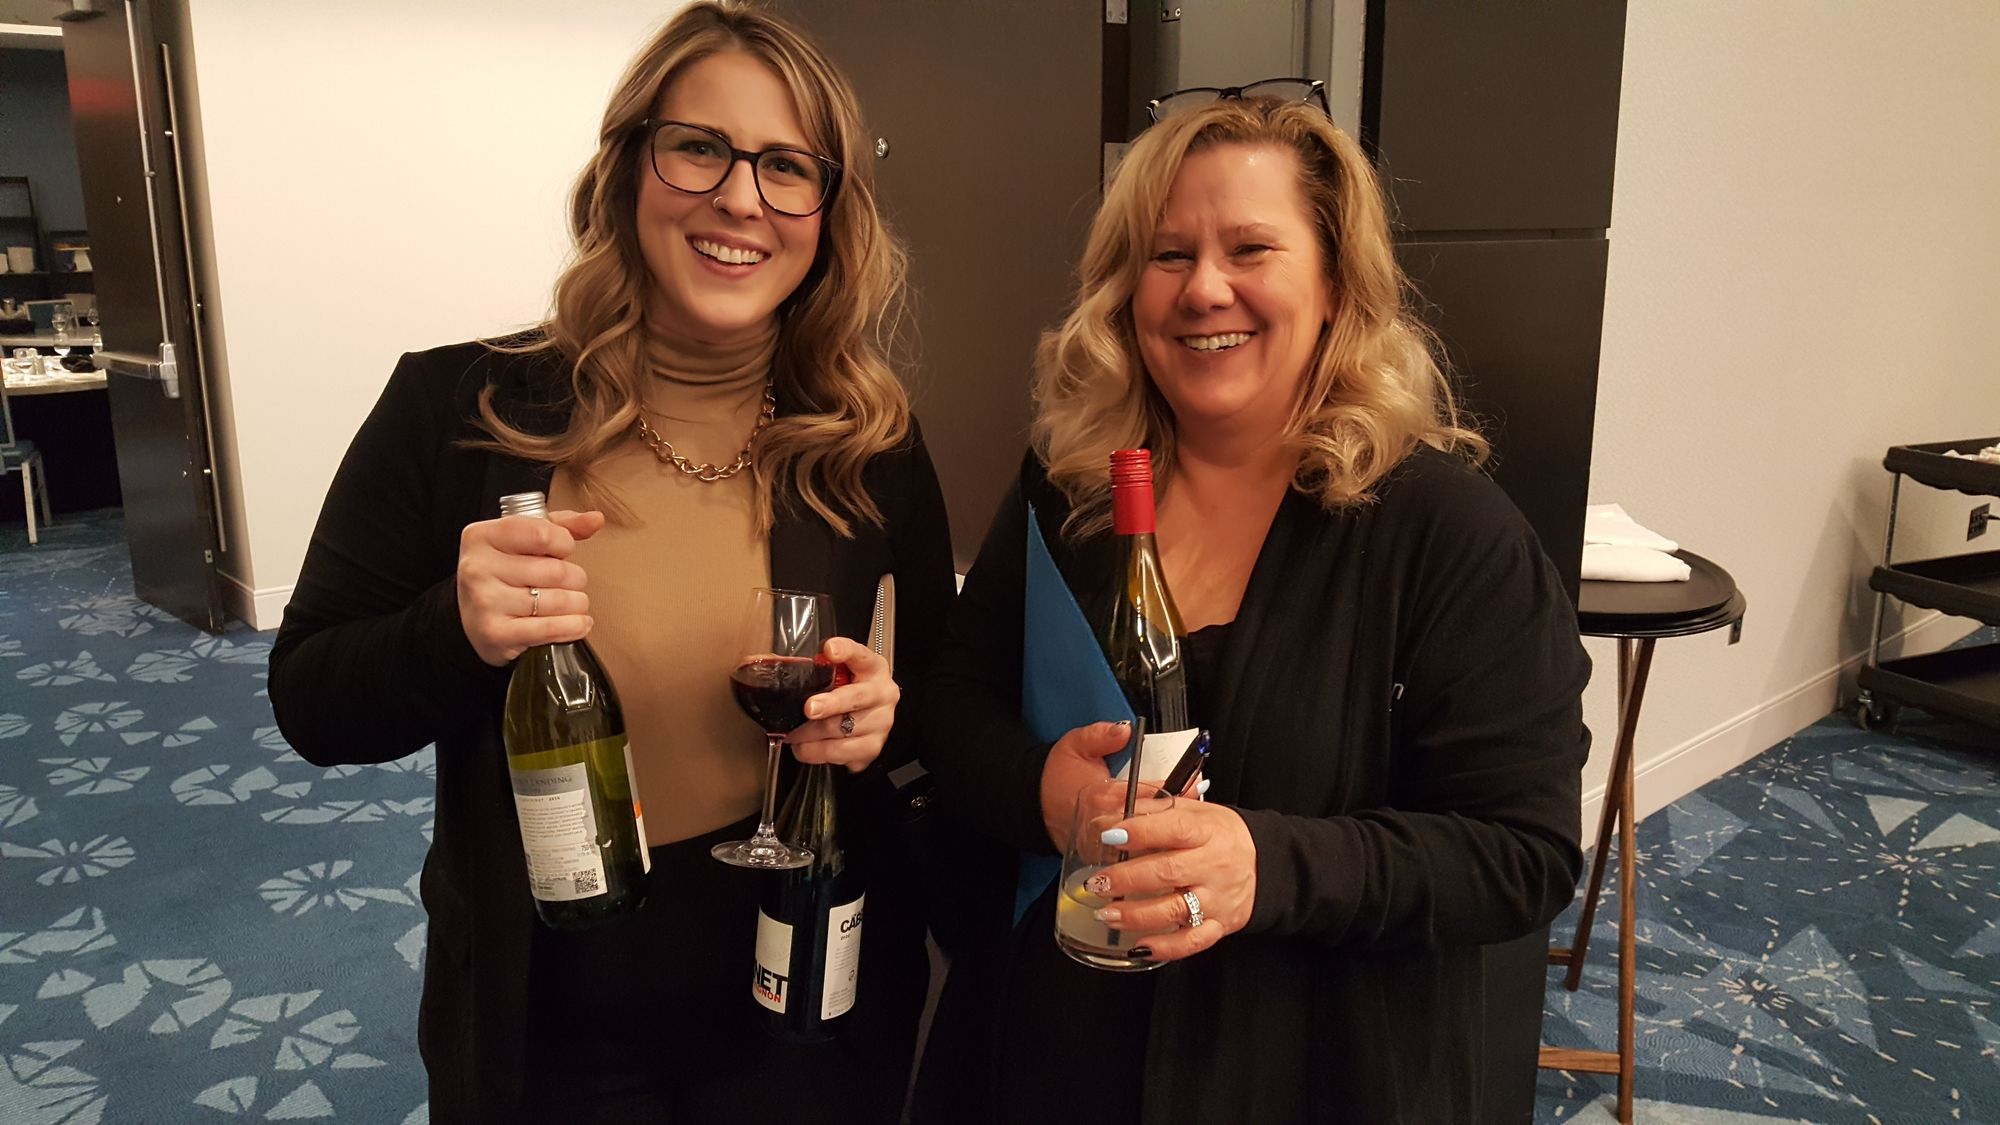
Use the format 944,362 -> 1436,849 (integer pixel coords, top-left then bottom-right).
220,571 -> 291,632
1579,609 -> 1977,833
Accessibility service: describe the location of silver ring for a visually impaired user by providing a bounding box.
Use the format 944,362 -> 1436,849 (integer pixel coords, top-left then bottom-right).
528,587 -> 541,617
713,195 -> 727,212
1181,889 -> 1205,928
839,712 -> 856,737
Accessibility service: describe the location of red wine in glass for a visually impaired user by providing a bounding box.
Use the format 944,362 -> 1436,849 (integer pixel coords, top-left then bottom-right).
713,588 -> 838,870
731,655 -> 835,734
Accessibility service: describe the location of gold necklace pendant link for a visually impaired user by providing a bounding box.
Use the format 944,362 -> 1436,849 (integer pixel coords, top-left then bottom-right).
636,383 -> 776,482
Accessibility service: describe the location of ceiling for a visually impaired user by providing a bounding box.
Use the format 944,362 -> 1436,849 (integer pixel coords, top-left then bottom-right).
0,0 -> 69,51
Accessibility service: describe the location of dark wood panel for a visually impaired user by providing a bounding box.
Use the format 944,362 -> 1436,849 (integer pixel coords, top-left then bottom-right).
768,0 -> 1103,568
1368,0 -> 1626,232
1399,236 -> 1608,604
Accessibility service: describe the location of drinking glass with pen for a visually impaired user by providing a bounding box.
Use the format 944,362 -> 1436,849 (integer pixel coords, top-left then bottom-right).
1053,728 -> 1210,970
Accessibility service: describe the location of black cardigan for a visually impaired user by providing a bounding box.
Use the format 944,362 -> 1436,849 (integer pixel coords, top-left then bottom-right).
921,448 -> 1591,1124
269,340 -> 956,1122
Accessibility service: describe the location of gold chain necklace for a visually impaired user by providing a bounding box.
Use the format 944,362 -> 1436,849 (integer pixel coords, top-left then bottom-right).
634,382 -> 776,482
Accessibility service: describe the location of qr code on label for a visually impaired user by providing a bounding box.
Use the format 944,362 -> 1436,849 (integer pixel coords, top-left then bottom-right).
573,869 -> 601,895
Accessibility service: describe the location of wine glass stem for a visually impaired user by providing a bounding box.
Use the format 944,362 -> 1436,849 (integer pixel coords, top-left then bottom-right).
755,734 -> 784,839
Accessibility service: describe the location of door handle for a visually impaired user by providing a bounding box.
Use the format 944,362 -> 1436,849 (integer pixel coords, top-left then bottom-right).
93,347 -> 181,399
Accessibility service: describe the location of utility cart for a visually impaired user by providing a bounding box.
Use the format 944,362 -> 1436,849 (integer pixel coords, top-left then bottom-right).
1856,437 -> 2000,731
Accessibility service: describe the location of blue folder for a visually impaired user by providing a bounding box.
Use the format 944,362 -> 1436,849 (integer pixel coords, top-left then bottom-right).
1016,503 -> 1133,921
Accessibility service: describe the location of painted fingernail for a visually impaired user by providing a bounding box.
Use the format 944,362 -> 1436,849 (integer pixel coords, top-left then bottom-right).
1196,778 -> 1212,796
1085,873 -> 1112,896
1093,906 -> 1122,924
1131,946 -> 1153,959
1099,827 -> 1129,846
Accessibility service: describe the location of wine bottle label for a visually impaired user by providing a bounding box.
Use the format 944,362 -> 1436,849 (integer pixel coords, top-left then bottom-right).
1114,727 -> 1199,784
508,762 -> 608,902
822,893 -> 864,1021
753,910 -> 794,1014
624,743 -> 651,875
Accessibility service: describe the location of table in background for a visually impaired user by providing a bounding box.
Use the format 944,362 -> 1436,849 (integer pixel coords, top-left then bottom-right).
1539,550 -> 1747,1124
1,367 -> 121,520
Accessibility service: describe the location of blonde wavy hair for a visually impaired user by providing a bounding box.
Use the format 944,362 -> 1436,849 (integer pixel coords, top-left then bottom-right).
1032,97 -> 1485,538
477,1 -> 909,537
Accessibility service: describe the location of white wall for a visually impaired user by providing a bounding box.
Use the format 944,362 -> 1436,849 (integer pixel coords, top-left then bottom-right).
182,0 -> 685,627
1581,1 -> 2000,828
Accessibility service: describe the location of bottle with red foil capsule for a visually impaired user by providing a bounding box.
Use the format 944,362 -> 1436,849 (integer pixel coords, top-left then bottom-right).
1100,450 -> 1195,771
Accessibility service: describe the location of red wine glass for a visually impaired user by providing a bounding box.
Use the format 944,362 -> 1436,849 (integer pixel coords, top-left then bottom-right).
712,588 -> 836,869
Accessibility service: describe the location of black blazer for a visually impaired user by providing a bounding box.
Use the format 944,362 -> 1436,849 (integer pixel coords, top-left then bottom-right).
920,448 -> 1591,1124
270,340 -> 956,1122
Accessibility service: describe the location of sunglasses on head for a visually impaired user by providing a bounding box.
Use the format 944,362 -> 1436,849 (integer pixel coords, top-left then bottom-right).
1145,77 -> 1330,123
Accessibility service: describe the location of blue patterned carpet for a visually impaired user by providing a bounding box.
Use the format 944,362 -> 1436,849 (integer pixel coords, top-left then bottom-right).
3,512 -> 1998,1123
1536,636 -> 2000,1124
0,512 -> 431,1123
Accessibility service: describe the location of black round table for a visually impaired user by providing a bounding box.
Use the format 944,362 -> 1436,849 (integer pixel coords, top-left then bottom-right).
1539,550 -> 1746,1124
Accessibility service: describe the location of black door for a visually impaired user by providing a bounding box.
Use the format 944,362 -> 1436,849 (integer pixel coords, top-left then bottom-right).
766,0 -> 1104,567
61,0 -> 225,631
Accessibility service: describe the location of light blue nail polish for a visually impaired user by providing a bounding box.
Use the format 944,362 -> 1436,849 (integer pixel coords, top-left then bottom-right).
1196,778 -> 1212,796
1100,827 -> 1129,846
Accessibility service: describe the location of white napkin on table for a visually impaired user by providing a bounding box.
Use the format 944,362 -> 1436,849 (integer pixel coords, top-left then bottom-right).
1581,543 -> 1692,582
1581,504 -> 1688,582
1584,504 -> 1679,552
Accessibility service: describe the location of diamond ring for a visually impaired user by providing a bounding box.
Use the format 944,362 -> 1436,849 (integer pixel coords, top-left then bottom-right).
1181,888 -> 1205,928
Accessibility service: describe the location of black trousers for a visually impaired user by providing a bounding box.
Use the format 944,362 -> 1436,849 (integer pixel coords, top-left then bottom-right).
520,815 -> 915,1124
912,883 -> 1154,1125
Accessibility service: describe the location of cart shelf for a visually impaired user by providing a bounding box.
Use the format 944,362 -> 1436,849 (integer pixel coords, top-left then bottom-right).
1858,436 -> 2000,734
1858,643 -> 2000,729
1870,550 -> 2000,625
1883,437 -> 2000,498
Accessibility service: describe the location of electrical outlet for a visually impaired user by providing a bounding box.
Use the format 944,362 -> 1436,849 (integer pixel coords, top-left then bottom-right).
1972,502 -> 1992,541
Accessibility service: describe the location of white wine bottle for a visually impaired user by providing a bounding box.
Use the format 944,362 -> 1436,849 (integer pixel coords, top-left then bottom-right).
1100,449 -> 1197,775
499,491 -> 649,929
751,763 -> 864,1043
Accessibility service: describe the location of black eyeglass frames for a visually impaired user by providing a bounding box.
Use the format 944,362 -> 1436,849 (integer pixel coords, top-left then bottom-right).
1145,78 -> 1330,123
643,119 -> 842,218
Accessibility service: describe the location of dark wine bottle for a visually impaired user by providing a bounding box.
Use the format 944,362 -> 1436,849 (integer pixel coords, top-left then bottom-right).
1100,449 -> 1196,772
751,763 -> 864,1043
499,491 -> 649,929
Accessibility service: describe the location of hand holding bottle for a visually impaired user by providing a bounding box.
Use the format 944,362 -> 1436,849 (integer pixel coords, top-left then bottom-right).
787,638 -> 898,773
457,508 -> 606,665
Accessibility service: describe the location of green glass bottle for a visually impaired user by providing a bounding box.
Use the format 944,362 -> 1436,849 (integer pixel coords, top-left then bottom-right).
499,491 -> 649,929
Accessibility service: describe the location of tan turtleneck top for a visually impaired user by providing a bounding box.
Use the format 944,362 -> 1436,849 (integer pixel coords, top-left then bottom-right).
550,323 -> 777,846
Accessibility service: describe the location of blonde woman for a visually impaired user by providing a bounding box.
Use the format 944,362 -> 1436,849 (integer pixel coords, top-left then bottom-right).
271,5 -> 954,1121
916,93 -> 1590,1123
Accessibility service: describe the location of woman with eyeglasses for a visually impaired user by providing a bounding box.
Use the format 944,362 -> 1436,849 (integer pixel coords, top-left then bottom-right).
912,93 -> 1590,1124
269,5 -> 954,1122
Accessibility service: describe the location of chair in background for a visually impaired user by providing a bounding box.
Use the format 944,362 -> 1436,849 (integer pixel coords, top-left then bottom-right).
1,367 -> 53,545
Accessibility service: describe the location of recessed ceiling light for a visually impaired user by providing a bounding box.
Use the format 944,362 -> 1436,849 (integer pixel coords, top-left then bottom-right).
0,23 -> 64,37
